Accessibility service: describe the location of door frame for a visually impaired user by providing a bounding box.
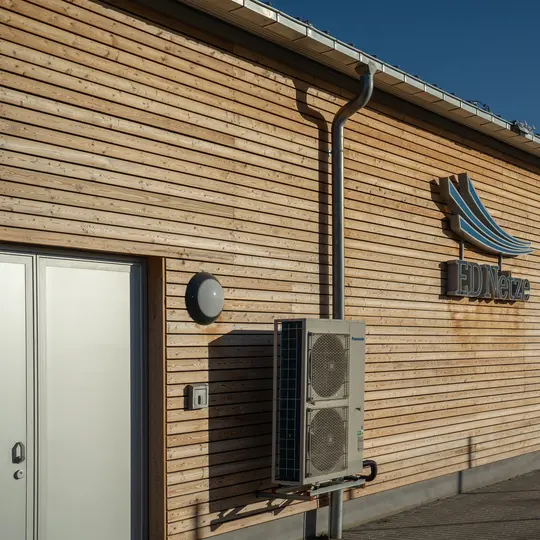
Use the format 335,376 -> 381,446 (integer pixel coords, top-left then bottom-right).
0,252 -> 35,540
0,245 -> 148,540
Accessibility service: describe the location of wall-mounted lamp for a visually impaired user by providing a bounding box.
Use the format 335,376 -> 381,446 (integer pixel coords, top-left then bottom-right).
185,272 -> 224,325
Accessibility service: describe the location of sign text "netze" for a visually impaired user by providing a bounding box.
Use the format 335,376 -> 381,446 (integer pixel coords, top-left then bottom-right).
447,260 -> 530,302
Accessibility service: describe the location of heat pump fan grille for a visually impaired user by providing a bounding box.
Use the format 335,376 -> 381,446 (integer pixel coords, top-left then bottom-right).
309,333 -> 349,400
307,407 -> 348,477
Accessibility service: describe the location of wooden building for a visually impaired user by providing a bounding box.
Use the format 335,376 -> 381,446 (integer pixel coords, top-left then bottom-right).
1,0 -> 539,539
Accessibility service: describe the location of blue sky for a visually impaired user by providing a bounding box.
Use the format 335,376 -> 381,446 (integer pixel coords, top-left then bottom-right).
270,0 -> 539,132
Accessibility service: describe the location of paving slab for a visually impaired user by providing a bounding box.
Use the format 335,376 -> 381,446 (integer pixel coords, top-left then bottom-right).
343,469 -> 540,540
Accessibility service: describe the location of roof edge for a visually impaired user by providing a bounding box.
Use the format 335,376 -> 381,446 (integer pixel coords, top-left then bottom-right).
178,0 -> 540,159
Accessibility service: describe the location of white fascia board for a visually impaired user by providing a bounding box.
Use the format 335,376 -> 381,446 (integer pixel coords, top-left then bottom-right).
300,27 -> 335,53
235,0 -> 276,25
267,14 -> 306,40
392,76 -> 425,96
323,42 -> 360,66
375,64 -> 405,84
218,0 -> 243,10
178,0 -> 540,159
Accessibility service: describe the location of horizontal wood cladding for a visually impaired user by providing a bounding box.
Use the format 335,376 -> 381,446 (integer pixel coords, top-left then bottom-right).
1,1 -> 540,539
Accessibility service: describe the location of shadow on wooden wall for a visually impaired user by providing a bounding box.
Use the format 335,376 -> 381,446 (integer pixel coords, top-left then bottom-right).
202,330 -> 294,535
294,80 -> 331,319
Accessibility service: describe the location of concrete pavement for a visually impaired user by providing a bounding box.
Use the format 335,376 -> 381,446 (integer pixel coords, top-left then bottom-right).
343,468 -> 540,540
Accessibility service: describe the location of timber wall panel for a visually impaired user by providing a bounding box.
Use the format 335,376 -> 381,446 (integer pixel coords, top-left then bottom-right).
1,0 -> 540,538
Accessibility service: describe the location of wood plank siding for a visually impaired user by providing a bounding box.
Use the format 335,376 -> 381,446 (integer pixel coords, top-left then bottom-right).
1,0 -> 540,538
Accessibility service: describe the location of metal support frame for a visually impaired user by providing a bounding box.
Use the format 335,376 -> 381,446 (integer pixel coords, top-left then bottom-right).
256,477 -> 366,503
460,241 -> 505,273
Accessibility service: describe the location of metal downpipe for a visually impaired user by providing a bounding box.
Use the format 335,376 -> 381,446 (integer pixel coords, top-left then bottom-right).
331,61 -> 377,320
328,61 -> 377,540
328,488 -> 344,540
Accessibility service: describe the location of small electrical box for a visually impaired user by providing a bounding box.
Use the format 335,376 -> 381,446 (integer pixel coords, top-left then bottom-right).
188,383 -> 209,410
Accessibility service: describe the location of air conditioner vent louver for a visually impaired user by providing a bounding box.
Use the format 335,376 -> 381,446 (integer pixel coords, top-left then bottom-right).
276,320 -> 303,482
309,333 -> 349,400
307,407 -> 348,476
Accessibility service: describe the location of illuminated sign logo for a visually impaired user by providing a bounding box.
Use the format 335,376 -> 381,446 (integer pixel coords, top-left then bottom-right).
440,173 -> 533,302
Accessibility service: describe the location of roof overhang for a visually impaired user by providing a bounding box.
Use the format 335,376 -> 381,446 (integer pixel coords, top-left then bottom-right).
178,0 -> 540,159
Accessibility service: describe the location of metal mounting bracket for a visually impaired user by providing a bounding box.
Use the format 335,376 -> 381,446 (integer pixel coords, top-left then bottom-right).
256,477 -> 366,502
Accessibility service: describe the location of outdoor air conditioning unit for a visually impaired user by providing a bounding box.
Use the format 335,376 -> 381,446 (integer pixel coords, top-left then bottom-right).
272,318 -> 366,486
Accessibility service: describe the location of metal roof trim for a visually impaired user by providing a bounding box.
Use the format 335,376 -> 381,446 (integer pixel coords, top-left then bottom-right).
178,0 -> 540,158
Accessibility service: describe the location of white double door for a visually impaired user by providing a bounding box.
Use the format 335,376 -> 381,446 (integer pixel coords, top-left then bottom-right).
0,251 -> 144,540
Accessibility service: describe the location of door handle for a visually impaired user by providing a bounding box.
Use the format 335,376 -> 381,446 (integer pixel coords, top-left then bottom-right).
12,442 -> 25,464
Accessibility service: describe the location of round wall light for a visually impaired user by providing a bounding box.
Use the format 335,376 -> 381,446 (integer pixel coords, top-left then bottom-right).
185,272 -> 224,325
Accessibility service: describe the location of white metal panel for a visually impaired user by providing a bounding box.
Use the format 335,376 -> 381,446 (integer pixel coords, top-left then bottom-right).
37,258 -> 141,540
0,254 -> 33,540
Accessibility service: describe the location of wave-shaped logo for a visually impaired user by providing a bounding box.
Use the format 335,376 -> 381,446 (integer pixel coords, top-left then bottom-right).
440,173 -> 532,257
